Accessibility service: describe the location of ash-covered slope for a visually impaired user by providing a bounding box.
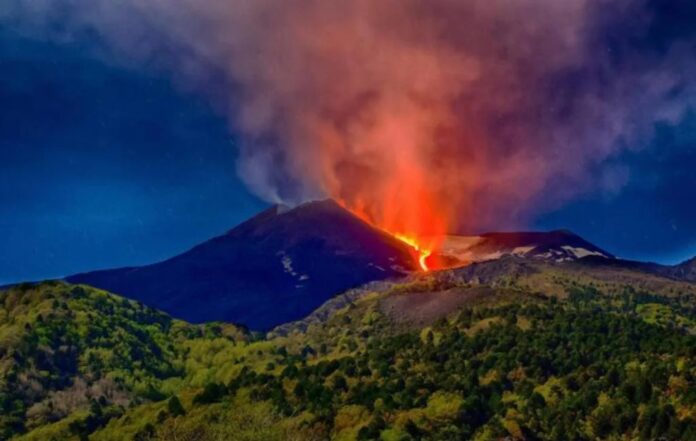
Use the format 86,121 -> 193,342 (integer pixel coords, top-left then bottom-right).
67,200 -> 416,330
275,253 -> 696,336
439,229 -> 614,265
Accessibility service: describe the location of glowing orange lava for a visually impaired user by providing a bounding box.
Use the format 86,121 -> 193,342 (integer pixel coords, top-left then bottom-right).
393,234 -> 432,271
337,196 -> 445,273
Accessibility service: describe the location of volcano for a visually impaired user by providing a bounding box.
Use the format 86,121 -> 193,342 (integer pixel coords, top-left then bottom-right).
66,200 -> 416,330
65,199 -> 619,330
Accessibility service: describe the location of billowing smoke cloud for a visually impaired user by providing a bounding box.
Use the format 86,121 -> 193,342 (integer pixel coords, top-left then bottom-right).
3,0 -> 695,237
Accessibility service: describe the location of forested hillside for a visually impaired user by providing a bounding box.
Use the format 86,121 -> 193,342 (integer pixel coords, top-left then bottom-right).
2,273 -> 696,440
0,282 -> 248,441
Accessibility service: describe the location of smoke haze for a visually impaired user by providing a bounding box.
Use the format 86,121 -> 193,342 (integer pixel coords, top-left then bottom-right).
3,0 -> 695,237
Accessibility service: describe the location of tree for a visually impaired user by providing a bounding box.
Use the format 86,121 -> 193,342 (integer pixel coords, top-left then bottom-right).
333,375 -> 348,392
193,382 -> 226,405
168,396 -> 185,417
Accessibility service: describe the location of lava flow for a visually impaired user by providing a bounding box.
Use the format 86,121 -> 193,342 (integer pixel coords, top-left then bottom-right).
393,234 -> 432,271
337,199 -> 444,272
333,152 -> 450,272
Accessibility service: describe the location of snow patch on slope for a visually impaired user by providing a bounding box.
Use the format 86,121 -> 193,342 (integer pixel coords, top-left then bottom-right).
561,246 -> 608,259
278,252 -> 310,287
512,246 -> 535,256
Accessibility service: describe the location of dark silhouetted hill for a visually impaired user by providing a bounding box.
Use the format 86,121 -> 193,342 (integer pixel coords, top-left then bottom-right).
67,200 -> 415,330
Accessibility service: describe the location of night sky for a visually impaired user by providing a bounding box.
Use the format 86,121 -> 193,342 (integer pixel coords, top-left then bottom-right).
2,2 -> 696,285
1,31 -> 265,284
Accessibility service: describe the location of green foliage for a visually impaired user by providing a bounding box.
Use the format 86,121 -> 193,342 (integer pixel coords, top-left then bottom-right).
0,282 -> 247,440
4,281 -> 696,440
186,288 -> 696,440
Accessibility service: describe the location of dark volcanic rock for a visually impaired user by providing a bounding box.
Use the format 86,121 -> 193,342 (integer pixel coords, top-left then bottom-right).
67,200 -> 415,330
667,256 -> 696,282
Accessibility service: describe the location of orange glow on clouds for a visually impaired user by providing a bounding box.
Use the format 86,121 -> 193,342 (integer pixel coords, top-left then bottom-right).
325,103 -> 452,272
336,145 -> 448,273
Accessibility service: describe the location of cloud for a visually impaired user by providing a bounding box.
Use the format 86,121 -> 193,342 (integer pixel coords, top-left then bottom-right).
3,0 -> 695,235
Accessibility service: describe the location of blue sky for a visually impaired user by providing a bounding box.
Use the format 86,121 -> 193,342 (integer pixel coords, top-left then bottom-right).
0,33 -> 265,284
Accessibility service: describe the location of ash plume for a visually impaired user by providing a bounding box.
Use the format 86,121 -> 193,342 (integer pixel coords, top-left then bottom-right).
3,0 -> 695,234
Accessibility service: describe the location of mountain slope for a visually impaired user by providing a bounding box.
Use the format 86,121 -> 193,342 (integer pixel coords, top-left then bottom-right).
438,229 -> 614,265
5,259 -> 696,440
669,256 -> 696,282
47,266 -> 696,440
274,253 -> 696,336
0,281 -> 249,440
67,200 -> 416,330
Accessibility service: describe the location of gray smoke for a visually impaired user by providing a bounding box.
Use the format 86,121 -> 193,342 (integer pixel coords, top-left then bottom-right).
3,0 -> 694,232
